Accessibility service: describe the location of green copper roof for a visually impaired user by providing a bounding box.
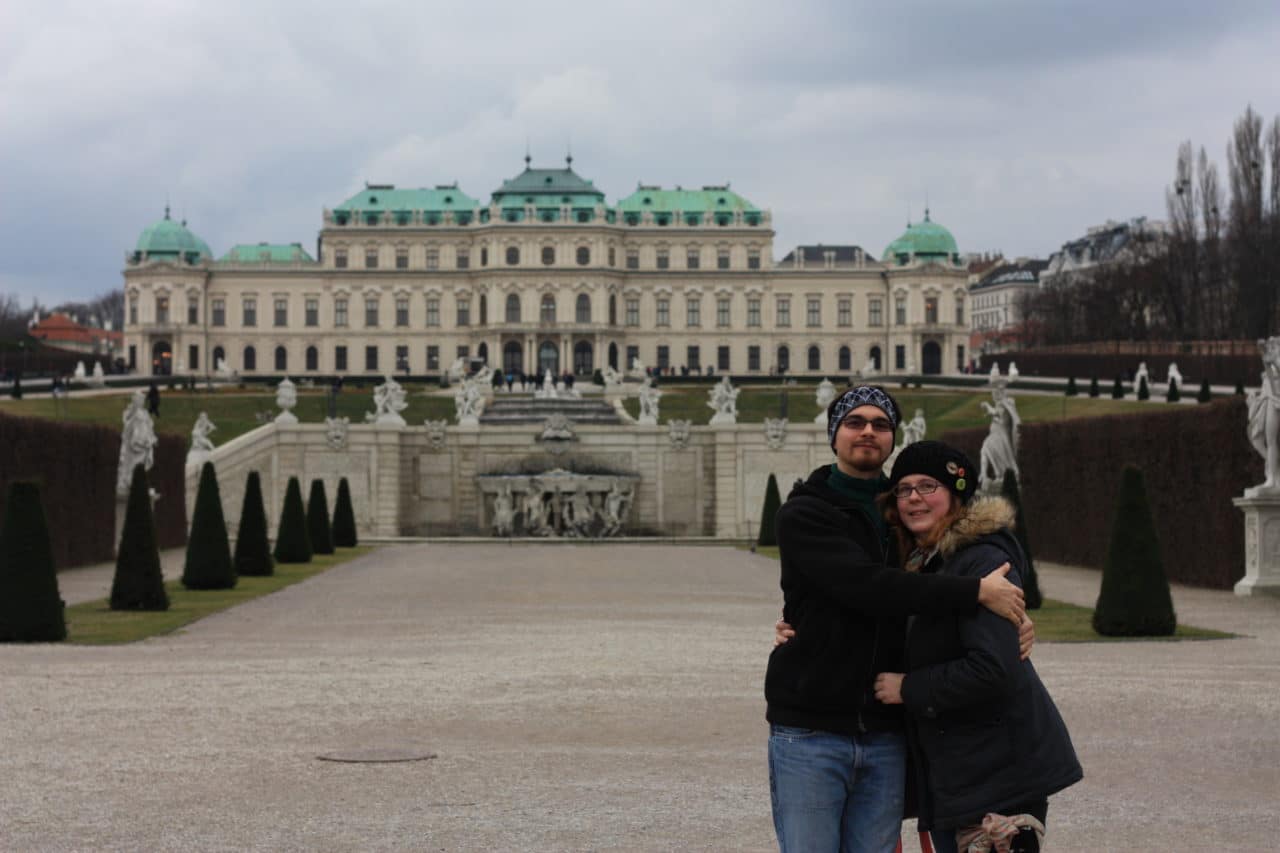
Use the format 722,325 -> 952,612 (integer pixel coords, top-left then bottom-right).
615,185 -> 762,226
335,184 -> 479,213
219,243 -> 315,263
491,160 -> 605,204
134,207 -> 212,260
882,211 -> 959,263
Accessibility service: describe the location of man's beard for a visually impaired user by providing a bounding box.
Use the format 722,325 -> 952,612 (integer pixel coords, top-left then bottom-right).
847,443 -> 888,473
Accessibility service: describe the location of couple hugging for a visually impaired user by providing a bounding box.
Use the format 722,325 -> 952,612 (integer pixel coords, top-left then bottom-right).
766,385 -> 1081,853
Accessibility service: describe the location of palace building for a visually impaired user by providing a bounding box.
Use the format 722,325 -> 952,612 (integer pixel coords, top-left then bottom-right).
122,158 -> 970,379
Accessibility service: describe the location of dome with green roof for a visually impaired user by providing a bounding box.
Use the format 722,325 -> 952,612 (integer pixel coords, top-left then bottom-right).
133,206 -> 212,264
882,210 -> 959,266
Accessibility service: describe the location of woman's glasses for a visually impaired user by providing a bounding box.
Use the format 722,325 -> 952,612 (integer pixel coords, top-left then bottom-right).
891,480 -> 943,499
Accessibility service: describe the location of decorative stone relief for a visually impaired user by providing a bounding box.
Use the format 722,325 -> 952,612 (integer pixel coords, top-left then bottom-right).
764,417 -> 788,450
424,419 -> 448,450
668,419 -> 692,450
325,416 -> 350,450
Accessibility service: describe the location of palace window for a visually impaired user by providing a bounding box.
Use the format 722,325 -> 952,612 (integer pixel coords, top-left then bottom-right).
335,248 -> 347,269
242,298 -> 257,327
687,345 -> 700,372
212,299 -> 225,327
576,246 -> 590,265
426,345 -> 439,371
657,345 -> 670,370
189,344 -> 198,370
747,250 -> 761,270
426,249 -> 439,270
426,297 -> 440,327
895,297 -> 906,325
335,345 -> 347,371
748,345 -> 760,371
456,248 -> 470,269
955,297 -> 965,325
576,294 -> 591,324
656,298 -> 670,327
626,345 -> 639,370
747,298 -> 761,328
366,346 -> 378,371
895,344 -> 905,370
505,294 -> 520,323
155,296 -> 169,324
506,246 -> 520,265
608,247 -> 616,266
656,249 -> 669,269
686,296 -> 701,328
625,298 -> 639,327
542,246 -> 555,265
365,248 -> 378,269
395,297 -> 409,327
335,298 -> 348,327
305,299 -> 318,327
275,346 -> 288,371
365,297 -> 379,327
306,346 -> 318,371
925,297 -> 938,324
626,249 -> 639,270
807,298 -> 821,327
395,247 -> 408,269
717,297 -> 731,327
808,345 -> 821,371
457,298 -> 471,326
838,299 -> 851,327
687,248 -> 700,269
717,248 -> 730,270
776,297 -> 791,328
839,346 -> 851,371
718,345 -> 730,371
187,302 -> 198,325
395,345 -> 409,373
274,299 -> 287,327
243,345 -> 256,371
869,298 -> 883,327
540,294 -> 556,323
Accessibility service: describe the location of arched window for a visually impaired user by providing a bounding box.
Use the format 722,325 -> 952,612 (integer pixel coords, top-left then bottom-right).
869,345 -> 882,371
776,345 -> 789,374
608,342 -> 618,369
575,293 -> 591,323
505,246 -> 520,265
305,346 -> 318,371
538,340 -> 559,373
808,345 -> 821,371
506,293 -> 521,323
212,345 -> 225,368
275,346 -> 288,371
838,345 -> 851,371
479,294 -> 487,325
477,342 -> 489,364
609,294 -> 617,326
541,246 -> 555,265
573,340 -> 593,375
503,340 -> 523,374
243,345 -> 257,371
541,294 -> 556,323
576,246 -> 590,265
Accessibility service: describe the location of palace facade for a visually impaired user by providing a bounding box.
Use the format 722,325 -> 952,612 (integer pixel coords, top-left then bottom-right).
123,159 -> 971,379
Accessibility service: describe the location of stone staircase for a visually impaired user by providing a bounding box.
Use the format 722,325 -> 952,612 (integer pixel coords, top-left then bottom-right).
479,395 -> 624,425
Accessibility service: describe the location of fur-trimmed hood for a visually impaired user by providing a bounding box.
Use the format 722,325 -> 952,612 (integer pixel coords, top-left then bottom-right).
937,496 -> 1017,558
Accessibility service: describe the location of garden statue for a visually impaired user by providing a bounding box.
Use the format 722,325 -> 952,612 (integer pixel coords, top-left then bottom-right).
637,377 -> 662,425
1246,336 -> 1280,497
116,390 -> 157,496
274,377 -> 298,424
90,361 -> 105,387
1167,361 -> 1183,391
186,412 -> 216,468
454,376 -> 485,425
978,375 -> 1020,491
814,378 -> 837,424
1135,361 -> 1150,388
1008,361 -> 1020,380
491,484 -> 516,536
601,364 -> 623,389
74,361 -> 86,380
708,375 -> 740,425
902,407 -> 927,447
366,375 -> 408,425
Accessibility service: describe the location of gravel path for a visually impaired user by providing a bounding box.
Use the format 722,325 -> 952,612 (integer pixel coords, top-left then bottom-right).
3,545 -> 1277,851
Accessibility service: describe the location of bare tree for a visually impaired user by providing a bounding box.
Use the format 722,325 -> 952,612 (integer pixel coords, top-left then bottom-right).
1197,146 -> 1228,337
0,293 -> 28,338
1227,105 -> 1269,337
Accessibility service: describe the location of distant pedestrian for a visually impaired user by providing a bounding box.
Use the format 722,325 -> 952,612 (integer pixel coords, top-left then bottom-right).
146,381 -> 160,417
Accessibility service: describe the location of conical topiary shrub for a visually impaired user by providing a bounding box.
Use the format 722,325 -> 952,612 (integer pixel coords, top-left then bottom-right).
757,474 -> 782,547
1166,378 -> 1180,402
0,481 -> 66,641
1093,465 -> 1176,636
1137,375 -> 1150,401
306,479 -> 334,556
111,464 -> 169,611
1088,376 -> 1100,398
1065,376 -> 1078,397
332,477 -> 358,548
234,470 -> 274,577
1111,376 -> 1124,399
274,476 -> 312,563
1196,377 -> 1211,403
1235,378 -> 1246,396
182,462 -> 236,590
1000,470 -> 1042,610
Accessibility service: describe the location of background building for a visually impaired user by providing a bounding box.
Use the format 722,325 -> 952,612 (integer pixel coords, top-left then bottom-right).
123,161 -> 971,379
968,257 -> 1048,358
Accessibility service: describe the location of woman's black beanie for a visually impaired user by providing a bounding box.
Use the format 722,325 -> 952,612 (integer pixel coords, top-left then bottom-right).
887,440 -> 978,504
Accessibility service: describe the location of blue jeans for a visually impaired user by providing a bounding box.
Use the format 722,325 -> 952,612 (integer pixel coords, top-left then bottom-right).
768,725 -> 906,853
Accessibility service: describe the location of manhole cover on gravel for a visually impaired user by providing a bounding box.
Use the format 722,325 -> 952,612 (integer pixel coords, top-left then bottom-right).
317,748 -> 438,763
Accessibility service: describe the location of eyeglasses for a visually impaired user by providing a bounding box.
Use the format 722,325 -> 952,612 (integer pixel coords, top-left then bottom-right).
841,415 -> 895,433
892,480 -> 943,499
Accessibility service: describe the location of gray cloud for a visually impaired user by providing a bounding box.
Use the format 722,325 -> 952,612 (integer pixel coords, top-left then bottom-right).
2,0 -> 1279,306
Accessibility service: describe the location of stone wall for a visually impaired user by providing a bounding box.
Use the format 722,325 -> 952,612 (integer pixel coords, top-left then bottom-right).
187,419 -> 833,539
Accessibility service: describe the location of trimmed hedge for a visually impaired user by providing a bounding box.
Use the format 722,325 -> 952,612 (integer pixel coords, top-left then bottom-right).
110,464 -> 169,611
1001,470 -> 1042,610
234,471 -> 274,577
332,477 -> 358,548
182,462 -> 236,590
0,481 -> 66,641
941,397 -> 1257,589
1093,465 -> 1176,636
1065,377 -> 1078,397
1137,376 -> 1150,400
306,479 -> 334,556
758,473 -> 781,547
274,477 -> 312,564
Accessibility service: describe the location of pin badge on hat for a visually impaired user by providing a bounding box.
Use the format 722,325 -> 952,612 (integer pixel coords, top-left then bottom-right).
946,461 -> 959,474
956,477 -> 967,491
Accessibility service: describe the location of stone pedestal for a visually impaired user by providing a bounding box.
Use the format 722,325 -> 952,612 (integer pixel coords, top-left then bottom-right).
1234,494 -> 1280,597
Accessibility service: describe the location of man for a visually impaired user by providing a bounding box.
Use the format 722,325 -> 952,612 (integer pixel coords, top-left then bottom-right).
765,385 -> 1027,853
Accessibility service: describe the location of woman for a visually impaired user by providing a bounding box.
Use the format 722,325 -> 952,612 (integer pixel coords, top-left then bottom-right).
872,441 -> 1081,853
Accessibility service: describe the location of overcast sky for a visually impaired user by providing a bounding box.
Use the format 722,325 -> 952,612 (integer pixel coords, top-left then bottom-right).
3,0 -> 1279,309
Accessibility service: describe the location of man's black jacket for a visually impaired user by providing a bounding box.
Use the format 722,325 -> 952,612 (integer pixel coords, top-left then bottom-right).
764,465 -> 981,735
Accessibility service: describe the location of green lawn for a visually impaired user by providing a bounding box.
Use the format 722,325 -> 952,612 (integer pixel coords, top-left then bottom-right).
64,546 -> 375,645
749,546 -> 1232,642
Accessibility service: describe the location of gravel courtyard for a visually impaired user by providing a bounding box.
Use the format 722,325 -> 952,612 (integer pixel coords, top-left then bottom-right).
2,544 -> 1277,851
